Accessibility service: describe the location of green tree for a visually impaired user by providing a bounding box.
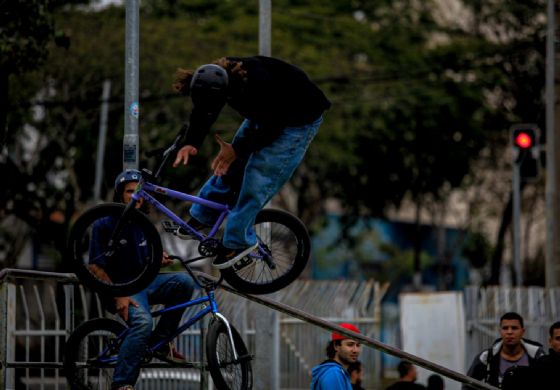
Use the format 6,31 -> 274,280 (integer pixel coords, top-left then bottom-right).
0,0 -> 87,268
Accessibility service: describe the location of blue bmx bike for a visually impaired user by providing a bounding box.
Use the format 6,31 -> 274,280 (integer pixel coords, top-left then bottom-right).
66,125 -> 311,297
63,257 -> 252,390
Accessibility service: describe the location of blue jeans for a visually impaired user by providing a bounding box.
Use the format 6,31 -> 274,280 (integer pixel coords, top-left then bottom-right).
111,273 -> 195,388
190,116 -> 322,249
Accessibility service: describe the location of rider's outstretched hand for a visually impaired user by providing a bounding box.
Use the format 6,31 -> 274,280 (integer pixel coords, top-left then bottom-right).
173,145 -> 198,167
211,134 -> 236,176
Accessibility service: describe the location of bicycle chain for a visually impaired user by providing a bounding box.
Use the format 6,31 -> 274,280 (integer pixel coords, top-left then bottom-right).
198,238 -> 221,257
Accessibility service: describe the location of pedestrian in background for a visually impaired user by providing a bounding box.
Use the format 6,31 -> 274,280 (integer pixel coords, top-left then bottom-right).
426,373 -> 444,390
463,311 -> 545,389
311,323 -> 362,390
385,360 -> 426,390
348,360 -> 365,390
533,321 -> 560,389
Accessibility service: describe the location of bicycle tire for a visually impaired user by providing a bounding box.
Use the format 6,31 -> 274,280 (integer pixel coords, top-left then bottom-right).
66,203 -> 163,297
221,208 -> 310,294
63,318 -> 127,390
206,318 -> 252,390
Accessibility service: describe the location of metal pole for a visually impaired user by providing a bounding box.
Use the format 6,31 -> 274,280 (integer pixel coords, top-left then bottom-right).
259,0 -> 271,56
257,4 -> 277,385
254,305 -> 279,390
124,0 -> 140,170
0,282 -> 16,389
513,162 -> 522,286
546,0 -> 560,287
94,80 -> 111,202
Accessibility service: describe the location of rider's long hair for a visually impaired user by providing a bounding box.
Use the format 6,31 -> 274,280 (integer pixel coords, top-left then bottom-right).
326,340 -> 341,359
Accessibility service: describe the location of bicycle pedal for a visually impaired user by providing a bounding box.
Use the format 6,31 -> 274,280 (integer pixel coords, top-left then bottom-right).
162,220 -> 180,233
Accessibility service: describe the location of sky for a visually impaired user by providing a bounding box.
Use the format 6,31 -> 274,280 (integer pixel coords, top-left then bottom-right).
95,0 -> 124,9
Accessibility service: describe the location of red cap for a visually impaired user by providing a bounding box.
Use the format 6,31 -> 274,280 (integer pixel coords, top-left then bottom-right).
332,323 -> 361,341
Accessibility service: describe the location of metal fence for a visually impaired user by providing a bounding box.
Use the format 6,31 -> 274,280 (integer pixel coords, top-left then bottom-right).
6,270 -> 557,390
0,269 -> 385,390
270,279 -> 386,389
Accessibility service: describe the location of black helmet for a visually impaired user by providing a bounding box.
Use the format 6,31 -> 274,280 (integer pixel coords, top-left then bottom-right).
190,64 -> 229,107
113,169 -> 141,202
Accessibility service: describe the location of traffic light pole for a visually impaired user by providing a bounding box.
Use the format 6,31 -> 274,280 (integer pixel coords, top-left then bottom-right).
512,162 -> 522,286
510,124 -> 540,287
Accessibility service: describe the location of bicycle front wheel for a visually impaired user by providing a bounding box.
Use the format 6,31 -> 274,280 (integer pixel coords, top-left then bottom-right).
66,203 -> 162,297
63,318 -> 127,390
221,208 -> 310,294
206,319 -> 252,390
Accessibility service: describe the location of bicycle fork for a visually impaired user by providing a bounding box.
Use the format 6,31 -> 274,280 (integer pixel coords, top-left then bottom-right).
213,312 -> 239,361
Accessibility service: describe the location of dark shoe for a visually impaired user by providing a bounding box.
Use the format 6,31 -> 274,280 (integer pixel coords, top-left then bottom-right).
212,243 -> 258,269
153,342 -> 187,364
176,218 -> 209,240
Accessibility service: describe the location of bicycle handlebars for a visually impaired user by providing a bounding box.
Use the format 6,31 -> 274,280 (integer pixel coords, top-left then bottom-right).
143,123 -> 189,181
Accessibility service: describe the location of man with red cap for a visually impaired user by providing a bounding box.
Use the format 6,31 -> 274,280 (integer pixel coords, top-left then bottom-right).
311,323 -> 362,390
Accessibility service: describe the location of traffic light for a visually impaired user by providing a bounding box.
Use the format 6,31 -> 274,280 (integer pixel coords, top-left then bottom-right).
510,124 -> 541,181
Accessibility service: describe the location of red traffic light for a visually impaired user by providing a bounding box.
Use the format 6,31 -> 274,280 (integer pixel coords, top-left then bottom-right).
514,132 -> 533,149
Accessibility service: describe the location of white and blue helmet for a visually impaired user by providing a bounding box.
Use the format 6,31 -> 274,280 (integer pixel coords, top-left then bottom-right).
113,169 -> 141,201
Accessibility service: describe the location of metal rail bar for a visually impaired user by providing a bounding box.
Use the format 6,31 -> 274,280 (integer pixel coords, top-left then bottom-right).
0,268 -> 77,283
210,276 -> 499,390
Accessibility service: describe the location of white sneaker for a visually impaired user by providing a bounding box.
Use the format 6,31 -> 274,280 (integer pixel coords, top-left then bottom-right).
212,243 -> 258,269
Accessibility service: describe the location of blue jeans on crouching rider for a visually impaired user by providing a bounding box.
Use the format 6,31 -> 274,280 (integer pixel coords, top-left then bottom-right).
190,116 -> 322,250
111,273 -> 195,389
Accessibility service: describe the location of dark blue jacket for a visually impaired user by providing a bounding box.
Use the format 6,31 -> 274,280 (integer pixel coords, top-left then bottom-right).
89,216 -> 148,284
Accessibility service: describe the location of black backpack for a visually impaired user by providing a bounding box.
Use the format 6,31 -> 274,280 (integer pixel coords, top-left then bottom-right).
501,365 -> 533,390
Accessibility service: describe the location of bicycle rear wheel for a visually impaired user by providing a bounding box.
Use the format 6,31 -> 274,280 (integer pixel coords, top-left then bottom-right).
206,318 -> 252,390
63,318 -> 127,390
221,208 -> 310,295
66,203 -> 162,297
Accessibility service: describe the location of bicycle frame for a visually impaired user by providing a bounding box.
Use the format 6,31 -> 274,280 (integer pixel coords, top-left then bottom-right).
121,177 -> 273,268
131,180 -> 230,241
95,285 -> 239,366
